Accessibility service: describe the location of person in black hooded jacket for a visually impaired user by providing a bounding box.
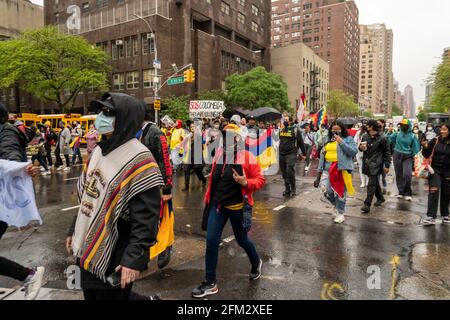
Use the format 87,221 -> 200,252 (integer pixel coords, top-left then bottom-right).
360,120 -> 391,214
66,93 -> 164,300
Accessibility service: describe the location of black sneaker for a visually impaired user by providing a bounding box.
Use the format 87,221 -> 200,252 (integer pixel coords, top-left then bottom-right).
282,190 -> 291,197
290,189 -> 297,197
249,259 -> 263,281
157,246 -> 172,269
374,198 -> 386,207
361,205 -> 371,214
192,280 -> 218,298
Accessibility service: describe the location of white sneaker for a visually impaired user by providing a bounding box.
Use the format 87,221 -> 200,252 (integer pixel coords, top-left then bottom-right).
305,166 -> 310,171
396,195 -> 404,199
63,166 -> 71,171
334,214 -> 345,224
39,167 -> 46,172
360,183 -> 366,188
333,209 -> 339,218
56,166 -> 64,171
23,266 -> 45,300
404,196 -> 412,202
41,171 -> 51,176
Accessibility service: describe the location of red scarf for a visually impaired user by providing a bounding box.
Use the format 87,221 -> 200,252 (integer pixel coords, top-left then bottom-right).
329,162 -> 345,198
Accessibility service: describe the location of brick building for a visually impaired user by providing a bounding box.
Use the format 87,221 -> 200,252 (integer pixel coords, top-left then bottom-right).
44,0 -> 271,114
271,0 -> 359,101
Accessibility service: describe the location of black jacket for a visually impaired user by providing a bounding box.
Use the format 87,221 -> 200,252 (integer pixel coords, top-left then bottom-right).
423,137 -> 450,176
279,126 -> 306,156
0,122 -> 28,162
141,122 -> 173,195
361,132 -> 391,176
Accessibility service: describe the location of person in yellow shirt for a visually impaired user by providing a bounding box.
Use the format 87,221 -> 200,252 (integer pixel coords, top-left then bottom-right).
170,120 -> 185,172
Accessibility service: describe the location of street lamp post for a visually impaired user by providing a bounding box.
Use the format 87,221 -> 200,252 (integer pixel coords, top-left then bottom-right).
133,13 -> 160,126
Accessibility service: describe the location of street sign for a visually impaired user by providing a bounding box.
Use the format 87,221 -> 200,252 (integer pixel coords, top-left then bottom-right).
168,76 -> 185,86
154,99 -> 161,111
153,59 -> 161,70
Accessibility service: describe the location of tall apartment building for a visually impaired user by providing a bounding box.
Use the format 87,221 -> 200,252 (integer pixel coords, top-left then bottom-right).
0,0 -> 44,113
271,0 -> 359,101
404,84 -> 415,118
271,42 -> 329,112
443,47 -> 450,62
44,0 -> 271,113
358,24 -> 394,115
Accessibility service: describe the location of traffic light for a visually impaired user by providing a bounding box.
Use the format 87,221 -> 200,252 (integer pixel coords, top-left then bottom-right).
190,69 -> 196,82
183,70 -> 190,83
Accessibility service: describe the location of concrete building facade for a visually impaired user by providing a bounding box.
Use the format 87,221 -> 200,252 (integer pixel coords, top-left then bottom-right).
271,42 -> 329,112
44,0 -> 272,114
271,0 -> 359,101
358,23 -> 394,115
0,0 -> 44,113
404,84 -> 415,118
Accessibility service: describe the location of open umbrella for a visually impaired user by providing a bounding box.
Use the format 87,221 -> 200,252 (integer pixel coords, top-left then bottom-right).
250,107 -> 282,122
235,108 -> 251,117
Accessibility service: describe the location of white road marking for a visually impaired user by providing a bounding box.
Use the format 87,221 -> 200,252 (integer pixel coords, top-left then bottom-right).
223,236 -> 235,243
273,205 -> 286,211
61,205 -> 80,212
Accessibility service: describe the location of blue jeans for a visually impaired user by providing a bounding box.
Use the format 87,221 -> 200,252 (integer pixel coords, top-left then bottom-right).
205,204 -> 260,282
320,163 -> 347,214
72,147 -> 83,164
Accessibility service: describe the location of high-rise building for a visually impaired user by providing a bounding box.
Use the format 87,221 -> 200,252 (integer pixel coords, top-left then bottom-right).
44,0 -> 271,113
443,47 -> 450,62
271,0 -> 360,101
425,80 -> 434,110
271,42 -> 329,112
404,84 -> 415,118
358,24 -> 394,115
0,0 -> 44,113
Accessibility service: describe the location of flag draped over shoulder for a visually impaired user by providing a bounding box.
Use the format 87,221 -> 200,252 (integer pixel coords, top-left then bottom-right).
312,107 -> 328,127
150,199 -> 175,260
296,93 -> 306,123
245,128 -> 277,172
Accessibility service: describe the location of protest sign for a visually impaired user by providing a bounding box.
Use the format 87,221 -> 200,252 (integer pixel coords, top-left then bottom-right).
189,100 -> 225,119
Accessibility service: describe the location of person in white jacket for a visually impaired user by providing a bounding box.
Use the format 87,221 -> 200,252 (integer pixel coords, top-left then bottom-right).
354,125 -> 368,188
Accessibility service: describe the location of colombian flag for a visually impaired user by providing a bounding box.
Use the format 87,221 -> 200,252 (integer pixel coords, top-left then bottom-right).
150,199 -> 175,260
245,128 -> 277,171
312,107 -> 328,127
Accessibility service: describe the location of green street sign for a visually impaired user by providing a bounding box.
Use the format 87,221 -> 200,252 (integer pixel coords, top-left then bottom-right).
168,76 -> 185,86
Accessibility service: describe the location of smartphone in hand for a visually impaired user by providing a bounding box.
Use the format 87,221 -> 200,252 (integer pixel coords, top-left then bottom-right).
106,270 -> 122,288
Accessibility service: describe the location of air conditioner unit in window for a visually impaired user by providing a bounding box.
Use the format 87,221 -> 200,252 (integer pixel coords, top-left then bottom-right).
116,40 -> 123,46
236,57 -> 241,62
146,33 -> 155,40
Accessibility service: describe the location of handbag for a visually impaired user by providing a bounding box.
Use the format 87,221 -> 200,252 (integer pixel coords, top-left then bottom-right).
414,142 -> 437,179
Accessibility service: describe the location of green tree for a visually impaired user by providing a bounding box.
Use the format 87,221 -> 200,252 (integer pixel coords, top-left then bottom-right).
391,105 -> 403,117
431,60 -> 450,112
0,26 -> 110,113
225,66 -> 290,112
162,95 -> 190,122
417,109 -> 427,122
362,110 -> 374,118
327,89 -> 359,118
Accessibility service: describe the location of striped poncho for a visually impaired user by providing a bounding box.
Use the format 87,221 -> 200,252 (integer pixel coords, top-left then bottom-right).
72,138 -> 164,281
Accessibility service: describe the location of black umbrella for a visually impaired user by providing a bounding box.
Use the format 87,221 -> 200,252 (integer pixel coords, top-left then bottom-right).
235,108 -> 251,117
339,117 -> 357,126
250,107 -> 282,122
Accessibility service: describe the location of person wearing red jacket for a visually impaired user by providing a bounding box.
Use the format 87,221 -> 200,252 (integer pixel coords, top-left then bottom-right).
192,124 -> 265,298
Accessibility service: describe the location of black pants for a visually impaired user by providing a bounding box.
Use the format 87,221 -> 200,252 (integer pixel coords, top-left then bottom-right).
365,175 -> 384,207
184,165 -> 205,187
55,145 -> 63,167
279,153 -> 297,192
0,221 -> 30,281
427,171 -> 450,218
304,144 -> 313,167
44,143 -> 53,166
83,286 -> 133,300
31,154 -> 48,171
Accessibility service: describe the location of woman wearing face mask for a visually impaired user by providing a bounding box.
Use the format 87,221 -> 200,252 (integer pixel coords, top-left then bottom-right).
315,121 -> 358,224
85,124 -> 99,156
421,123 -> 450,225
389,119 -> 420,201
192,124 -> 265,298
412,125 -> 423,142
423,124 -> 437,142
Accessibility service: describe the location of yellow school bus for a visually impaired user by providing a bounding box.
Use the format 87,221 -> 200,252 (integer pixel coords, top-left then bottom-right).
17,113 -> 39,127
37,114 -> 82,133
79,114 -> 97,144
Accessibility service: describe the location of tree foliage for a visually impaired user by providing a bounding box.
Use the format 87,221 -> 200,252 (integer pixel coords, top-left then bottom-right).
327,89 -> 359,118
225,67 -> 290,112
431,60 -> 450,112
162,95 -> 190,122
391,105 -> 403,117
0,26 -> 110,112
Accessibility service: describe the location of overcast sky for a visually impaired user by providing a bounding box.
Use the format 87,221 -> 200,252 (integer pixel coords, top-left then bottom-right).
31,0 -> 450,104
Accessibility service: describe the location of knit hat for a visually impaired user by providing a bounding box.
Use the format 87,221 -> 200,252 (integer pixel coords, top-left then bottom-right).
230,114 -> 241,125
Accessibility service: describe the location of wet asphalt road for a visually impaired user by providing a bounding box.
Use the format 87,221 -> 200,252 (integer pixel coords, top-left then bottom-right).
1,157 -> 450,300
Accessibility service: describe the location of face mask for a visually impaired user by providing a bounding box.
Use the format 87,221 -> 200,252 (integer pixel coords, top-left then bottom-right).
413,129 -> 419,134
401,126 -> 408,132
427,127 -> 433,131
94,112 -> 115,135
332,131 -> 341,136
214,124 -> 220,129
283,121 -> 289,128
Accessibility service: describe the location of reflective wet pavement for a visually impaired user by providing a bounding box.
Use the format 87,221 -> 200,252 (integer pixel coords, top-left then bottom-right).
1,157 -> 450,300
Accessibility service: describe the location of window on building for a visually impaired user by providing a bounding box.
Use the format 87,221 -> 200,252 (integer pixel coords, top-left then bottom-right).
252,4 -> 259,16
143,69 -> 157,88
125,37 -> 132,57
113,73 -> 125,90
127,71 -> 139,89
303,37 -> 312,43
111,41 -> 118,60
221,2 -> 230,15
142,33 -> 155,55
118,39 -> 125,59
132,36 -> 139,56
251,21 -> 259,33
238,12 -> 245,24
239,0 -> 245,7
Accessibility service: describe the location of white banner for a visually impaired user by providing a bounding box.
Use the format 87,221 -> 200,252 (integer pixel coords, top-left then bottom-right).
0,160 -> 42,228
189,100 -> 226,119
